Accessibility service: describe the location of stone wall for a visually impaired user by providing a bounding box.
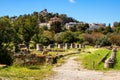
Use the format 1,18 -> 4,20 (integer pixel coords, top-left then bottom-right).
104,48 -> 117,68
14,54 -> 46,66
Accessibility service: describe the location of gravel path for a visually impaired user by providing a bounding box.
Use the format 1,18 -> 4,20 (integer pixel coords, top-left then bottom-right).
45,56 -> 120,80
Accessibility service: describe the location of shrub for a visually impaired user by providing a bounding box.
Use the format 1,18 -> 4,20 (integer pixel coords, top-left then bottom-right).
96,36 -> 111,46
0,49 -> 13,66
109,34 -> 120,46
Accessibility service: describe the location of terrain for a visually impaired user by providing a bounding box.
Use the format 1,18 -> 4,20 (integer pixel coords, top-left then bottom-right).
45,56 -> 120,80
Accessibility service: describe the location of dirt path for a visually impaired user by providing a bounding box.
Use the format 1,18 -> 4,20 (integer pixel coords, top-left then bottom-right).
45,56 -> 120,80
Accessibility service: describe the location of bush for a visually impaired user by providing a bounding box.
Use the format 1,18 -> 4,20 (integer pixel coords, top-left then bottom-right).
0,49 -> 13,66
40,36 -> 54,46
96,37 -> 111,47
109,34 -> 120,46
59,31 -> 77,43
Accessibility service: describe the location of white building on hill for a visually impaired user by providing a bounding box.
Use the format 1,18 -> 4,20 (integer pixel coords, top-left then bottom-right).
88,23 -> 106,30
39,23 -> 50,29
65,22 -> 84,29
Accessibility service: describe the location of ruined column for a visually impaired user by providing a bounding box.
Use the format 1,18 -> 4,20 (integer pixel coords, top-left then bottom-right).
64,43 -> 70,49
70,43 -> 75,48
48,44 -> 54,49
36,44 -> 43,51
58,44 -> 63,49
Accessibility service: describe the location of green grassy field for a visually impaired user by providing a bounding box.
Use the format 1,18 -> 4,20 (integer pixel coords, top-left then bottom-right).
0,64 -> 53,80
114,50 -> 120,70
76,48 -> 111,70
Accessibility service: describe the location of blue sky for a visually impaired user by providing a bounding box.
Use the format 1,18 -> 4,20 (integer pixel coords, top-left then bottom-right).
0,0 -> 120,25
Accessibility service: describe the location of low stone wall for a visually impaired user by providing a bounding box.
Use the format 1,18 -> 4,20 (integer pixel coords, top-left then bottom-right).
13,50 -> 80,66
14,54 -> 46,66
104,48 -> 117,68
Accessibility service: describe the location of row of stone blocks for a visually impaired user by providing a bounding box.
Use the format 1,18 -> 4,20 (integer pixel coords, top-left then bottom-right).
13,50 -> 80,66
14,53 -> 55,66
14,53 -> 65,66
36,43 -> 85,51
104,48 -> 116,68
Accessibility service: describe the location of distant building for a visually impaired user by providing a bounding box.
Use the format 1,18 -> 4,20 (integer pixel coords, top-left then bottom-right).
88,23 -> 106,30
49,16 -> 62,24
38,17 -> 61,30
65,22 -> 84,29
39,23 -> 50,29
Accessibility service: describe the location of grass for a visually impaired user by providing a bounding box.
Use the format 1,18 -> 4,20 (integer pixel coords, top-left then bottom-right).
30,49 -> 43,55
114,50 -> 120,70
48,52 -> 65,56
31,48 -> 67,56
76,48 -> 111,70
55,57 -> 67,67
0,64 -> 54,80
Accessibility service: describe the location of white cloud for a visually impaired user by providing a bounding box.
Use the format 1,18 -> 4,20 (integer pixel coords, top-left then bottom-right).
69,0 -> 75,3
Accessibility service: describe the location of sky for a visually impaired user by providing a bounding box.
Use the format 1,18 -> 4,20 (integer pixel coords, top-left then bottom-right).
0,0 -> 120,25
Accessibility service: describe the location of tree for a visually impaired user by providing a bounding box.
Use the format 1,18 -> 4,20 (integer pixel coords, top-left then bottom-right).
0,16 -> 12,47
113,22 -> 120,28
113,22 -> 120,33
97,27 -> 105,33
96,36 -> 111,46
50,21 -> 62,33
15,15 -> 39,50
84,34 -> 93,45
12,29 -> 22,52
59,14 -> 67,25
59,32 -> 77,43
77,23 -> 89,32
77,37 -> 85,44
54,33 -> 62,43
0,49 -> 13,65
109,34 -> 120,46
39,36 -> 53,46
0,16 -> 13,65
69,25 -> 77,32
32,30 -> 54,46
32,28 -> 43,46
84,32 -> 104,45
108,23 -> 111,27
104,26 -> 113,34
